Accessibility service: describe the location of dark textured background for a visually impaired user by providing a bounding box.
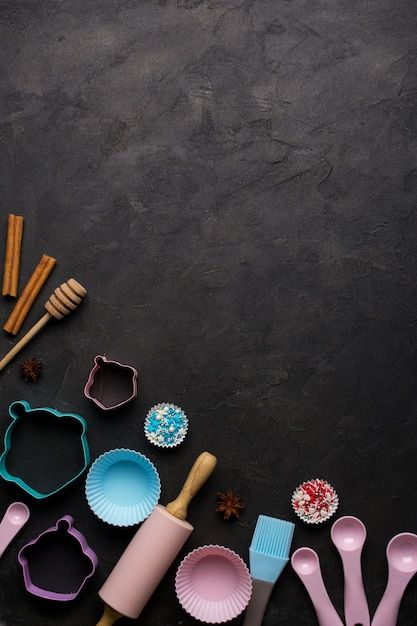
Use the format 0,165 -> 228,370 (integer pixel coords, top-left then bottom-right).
1,0 -> 417,624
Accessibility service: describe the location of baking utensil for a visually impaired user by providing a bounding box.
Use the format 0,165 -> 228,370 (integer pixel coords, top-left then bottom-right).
0,278 -> 86,372
292,547 -> 344,626
176,545 -> 252,623
0,502 -> 30,558
84,356 -> 138,411
331,516 -> 370,626
96,451 -> 217,626
243,515 -> 294,626
371,533 -> 417,626
18,515 -> 97,601
0,400 -> 90,499
85,449 -> 160,526
145,403 -> 188,448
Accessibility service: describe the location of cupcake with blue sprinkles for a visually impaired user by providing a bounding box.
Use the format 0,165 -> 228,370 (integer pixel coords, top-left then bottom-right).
145,403 -> 188,448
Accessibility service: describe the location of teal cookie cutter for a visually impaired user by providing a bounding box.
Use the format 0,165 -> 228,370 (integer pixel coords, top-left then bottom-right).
0,400 -> 90,499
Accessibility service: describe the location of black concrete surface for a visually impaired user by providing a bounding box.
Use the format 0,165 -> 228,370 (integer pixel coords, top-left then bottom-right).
1,0 -> 417,624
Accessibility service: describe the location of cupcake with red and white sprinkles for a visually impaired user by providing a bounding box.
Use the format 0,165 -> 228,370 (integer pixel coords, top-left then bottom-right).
292,478 -> 339,525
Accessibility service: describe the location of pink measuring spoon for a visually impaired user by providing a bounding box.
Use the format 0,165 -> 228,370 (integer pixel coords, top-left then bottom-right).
292,547 -> 344,626
372,533 -> 417,626
0,502 -> 30,558
331,516 -> 370,626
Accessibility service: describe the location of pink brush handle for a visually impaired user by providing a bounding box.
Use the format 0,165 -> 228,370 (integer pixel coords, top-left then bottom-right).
341,551 -> 370,626
371,572 -> 410,626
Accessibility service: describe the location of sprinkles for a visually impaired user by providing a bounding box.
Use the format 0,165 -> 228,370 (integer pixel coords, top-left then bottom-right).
145,403 -> 188,448
292,478 -> 338,524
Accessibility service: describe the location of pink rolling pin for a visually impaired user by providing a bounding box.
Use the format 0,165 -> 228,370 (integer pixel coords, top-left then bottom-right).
331,516 -> 370,626
292,547 -> 344,626
371,533 -> 417,626
96,451 -> 217,626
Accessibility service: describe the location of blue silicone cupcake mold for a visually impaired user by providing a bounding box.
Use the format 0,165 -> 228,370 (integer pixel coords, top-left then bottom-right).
85,449 -> 160,527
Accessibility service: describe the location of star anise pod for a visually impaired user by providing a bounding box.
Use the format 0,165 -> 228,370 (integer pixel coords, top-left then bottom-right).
21,357 -> 43,382
216,490 -> 245,520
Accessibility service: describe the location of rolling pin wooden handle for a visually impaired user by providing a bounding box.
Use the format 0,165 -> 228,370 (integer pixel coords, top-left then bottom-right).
96,605 -> 122,626
166,451 -> 217,521
0,313 -> 51,371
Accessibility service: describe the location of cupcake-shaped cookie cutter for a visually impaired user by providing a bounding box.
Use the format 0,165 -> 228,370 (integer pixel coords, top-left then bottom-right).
84,355 -> 138,411
18,515 -> 98,601
144,403 -> 188,448
0,400 -> 90,499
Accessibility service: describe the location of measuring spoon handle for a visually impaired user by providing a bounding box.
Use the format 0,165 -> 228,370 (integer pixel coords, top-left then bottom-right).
295,569 -> 344,626
342,551 -> 370,626
371,573 -> 409,626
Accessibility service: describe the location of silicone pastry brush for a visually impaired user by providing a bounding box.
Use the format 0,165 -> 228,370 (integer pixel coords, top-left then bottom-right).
0,278 -> 86,372
96,451 -> 217,626
242,515 -> 295,626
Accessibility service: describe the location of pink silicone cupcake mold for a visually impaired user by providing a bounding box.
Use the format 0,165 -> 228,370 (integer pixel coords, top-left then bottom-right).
175,545 -> 252,623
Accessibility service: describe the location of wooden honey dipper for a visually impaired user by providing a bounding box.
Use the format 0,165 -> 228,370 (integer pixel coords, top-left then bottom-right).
0,278 -> 86,372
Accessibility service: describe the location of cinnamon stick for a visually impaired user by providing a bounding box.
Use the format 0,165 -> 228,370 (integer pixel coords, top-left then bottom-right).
2,214 -> 24,297
3,254 -> 56,335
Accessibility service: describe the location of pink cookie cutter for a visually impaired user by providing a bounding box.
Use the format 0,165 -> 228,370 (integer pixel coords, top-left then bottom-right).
84,355 -> 138,411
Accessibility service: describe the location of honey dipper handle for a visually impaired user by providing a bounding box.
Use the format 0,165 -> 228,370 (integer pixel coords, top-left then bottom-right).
0,313 -> 51,371
166,451 -> 217,520
96,605 -> 123,626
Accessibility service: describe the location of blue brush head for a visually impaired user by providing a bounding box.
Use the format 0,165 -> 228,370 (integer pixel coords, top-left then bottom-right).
249,515 -> 295,583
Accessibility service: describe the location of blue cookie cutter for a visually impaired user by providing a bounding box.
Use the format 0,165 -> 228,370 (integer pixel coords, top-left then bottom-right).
0,400 -> 90,499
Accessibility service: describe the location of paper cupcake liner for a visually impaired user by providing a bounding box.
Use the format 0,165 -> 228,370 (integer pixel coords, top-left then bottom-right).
85,449 -> 160,527
176,545 -> 252,623
144,403 -> 188,448
292,478 -> 339,525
